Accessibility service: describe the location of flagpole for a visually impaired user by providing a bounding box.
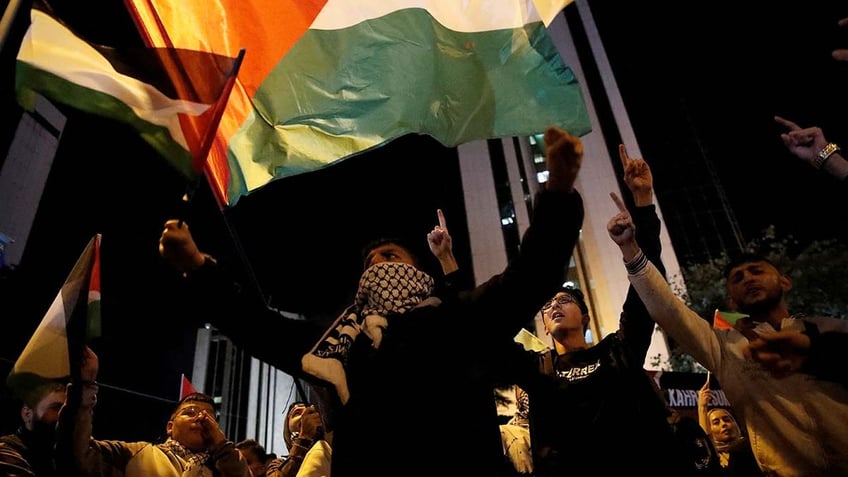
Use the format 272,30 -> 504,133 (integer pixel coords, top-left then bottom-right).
0,0 -> 24,51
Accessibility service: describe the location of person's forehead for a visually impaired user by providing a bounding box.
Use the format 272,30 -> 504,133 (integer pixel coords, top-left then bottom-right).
730,260 -> 775,274
289,403 -> 307,418
370,243 -> 408,254
366,243 -> 412,261
37,390 -> 67,408
179,401 -> 214,412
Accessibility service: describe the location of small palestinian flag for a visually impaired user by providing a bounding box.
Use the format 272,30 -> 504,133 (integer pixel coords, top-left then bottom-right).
7,234 -> 101,402
180,373 -> 198,400
713,309 -> 749,330
15,0 -> 242,183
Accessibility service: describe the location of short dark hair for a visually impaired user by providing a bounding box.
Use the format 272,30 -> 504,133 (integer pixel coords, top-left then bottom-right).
360,236 -> 420,269
723,253 -> 779,279
560,286 -> 589,316
22,380 -> 67,409
171,392 -> 215,419
235,438 -> 268,461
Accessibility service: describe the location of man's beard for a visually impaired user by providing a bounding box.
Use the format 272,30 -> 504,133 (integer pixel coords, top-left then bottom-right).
28,419 -> 57,448
735,289 -> 782,316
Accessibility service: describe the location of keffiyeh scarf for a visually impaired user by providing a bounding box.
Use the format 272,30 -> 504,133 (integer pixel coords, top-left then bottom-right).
302,262 -> 435,404
159,437 -> 210,470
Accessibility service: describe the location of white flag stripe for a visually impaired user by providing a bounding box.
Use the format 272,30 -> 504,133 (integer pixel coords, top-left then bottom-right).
532,0 -> 574,26
18,10 -> 211,148
312,0 -> 551,32
13,292 -> 69,379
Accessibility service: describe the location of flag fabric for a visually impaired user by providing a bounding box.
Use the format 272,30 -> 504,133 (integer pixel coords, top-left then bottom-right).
713,309 -> 749,330
125,0 -> 591,207
15,0 -> 242,182
179,373 -> 198,399
514,327 -> 550,353
7,234 -> 101,401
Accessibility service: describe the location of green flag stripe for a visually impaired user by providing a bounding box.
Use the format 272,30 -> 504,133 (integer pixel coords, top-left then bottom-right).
16,62 -> 196,179
225,8 -> 589,203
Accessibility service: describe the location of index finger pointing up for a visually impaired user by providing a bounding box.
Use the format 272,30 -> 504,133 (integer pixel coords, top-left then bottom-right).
774,115 -> 800,131
437,208 -> 447,230
618,144 -> 629,167
609,191 -> 627,213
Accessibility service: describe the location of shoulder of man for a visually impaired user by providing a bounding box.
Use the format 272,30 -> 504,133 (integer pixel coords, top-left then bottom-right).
0,433 -> 25,449
0,435 -> 32,472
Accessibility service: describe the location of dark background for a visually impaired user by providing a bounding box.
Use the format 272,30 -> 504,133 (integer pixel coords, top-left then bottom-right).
590,1 -> 848,246
2,0 -> 847,440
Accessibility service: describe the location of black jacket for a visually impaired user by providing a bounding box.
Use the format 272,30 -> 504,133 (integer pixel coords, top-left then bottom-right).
502,205 -> 700,475
0,427 -> 59,477
185,189 -> 584,477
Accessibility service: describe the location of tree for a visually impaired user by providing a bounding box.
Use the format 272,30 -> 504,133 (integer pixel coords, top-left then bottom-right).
655,226 -> 848,371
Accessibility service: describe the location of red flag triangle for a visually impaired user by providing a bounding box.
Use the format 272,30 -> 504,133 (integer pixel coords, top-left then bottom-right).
180,373 -> 198,399
713,309 -> 749,330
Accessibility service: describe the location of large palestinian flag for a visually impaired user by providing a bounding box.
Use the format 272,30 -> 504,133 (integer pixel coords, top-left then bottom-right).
125,0 -> 590,207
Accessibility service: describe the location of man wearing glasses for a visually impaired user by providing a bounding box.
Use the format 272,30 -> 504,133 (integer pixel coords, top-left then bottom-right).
55,348 -> 251,477
501,145 -> 702,476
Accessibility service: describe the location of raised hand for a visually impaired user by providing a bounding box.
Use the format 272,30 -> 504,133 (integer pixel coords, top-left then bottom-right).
80,346 -> 99,409
698,375 -> 711,409
297,405 -> 324,442
427,209 -> 451,258
81,346 -> 99,383
427,209 -> 458,274
607,191 -> 640,261
159,219 -> 206,274
774,115 -> 830,168
619,144 -> 653,206
199,409 -> 227,448
543,126 -> 583,193
744,330 -> 811,378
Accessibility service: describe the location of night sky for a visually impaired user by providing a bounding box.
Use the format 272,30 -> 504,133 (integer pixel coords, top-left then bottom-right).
589,1 -> 848,245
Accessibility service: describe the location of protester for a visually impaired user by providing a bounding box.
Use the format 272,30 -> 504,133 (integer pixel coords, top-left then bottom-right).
496,145 -> 700,475
265,401 -> 330,477
56,347 -> 251,477
668,411 -> 724,476
235,439 -> 270,477
607,200 -> 848,475
158,125 -> 586,477
0,381 -> 66,476
697,377 -> 762,476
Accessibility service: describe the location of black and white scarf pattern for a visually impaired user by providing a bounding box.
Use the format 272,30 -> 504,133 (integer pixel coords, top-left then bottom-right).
302,262 -> 435,404
159,437 -> 210,470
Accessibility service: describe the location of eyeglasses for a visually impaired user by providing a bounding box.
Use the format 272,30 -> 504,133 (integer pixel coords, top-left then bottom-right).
176,405 -> 214,420
542,294 -> 577,311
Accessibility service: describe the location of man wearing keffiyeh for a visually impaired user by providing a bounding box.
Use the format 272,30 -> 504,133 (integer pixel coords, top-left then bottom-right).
302,215 -> 457,406
159,125 -> 586,477
55,348 -> 250,477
